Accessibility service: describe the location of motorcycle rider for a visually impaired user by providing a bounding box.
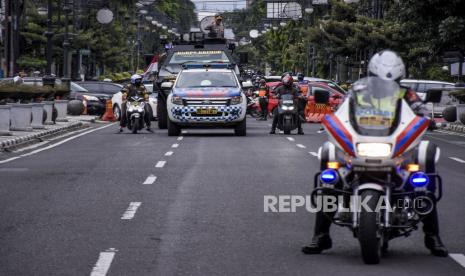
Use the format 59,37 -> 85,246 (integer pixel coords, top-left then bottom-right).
119,74 -> 152,133
258,79 -> 269,120
302,50 -> 448,257
269,73 -> 304,135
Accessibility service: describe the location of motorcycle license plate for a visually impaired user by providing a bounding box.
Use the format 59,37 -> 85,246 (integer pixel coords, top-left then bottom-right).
196,108 -> 217,115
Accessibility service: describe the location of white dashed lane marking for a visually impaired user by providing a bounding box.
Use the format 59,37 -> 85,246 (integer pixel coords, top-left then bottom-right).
155,161 -> 166,168
121,202 -> 142,220
172,143 -> 179,148
449,157 -> 465,164
143,175 -> 157,185
296,144 -> 306,149
450,254 -> 465,269
309,151 -> 318,157
90,248 -> 117,276
286,137 -> 295,142
165,151 -> 174,156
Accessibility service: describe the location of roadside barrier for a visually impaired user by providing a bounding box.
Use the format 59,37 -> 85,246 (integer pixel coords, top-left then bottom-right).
31,103 -> 45,129
54,100 -> 68,122
0,105 -> 12,135
43,101 -> 54,125
10,103 -> 33,131
101,99 -> 116,122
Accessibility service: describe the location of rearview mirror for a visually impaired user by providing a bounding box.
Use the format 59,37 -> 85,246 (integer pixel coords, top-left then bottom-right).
314,90 -> 330,104
424,89 -> 442,103
161,82 -> 173,89
242,81 -> 253,88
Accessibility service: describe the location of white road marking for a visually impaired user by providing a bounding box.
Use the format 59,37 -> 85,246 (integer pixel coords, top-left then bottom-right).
121,202 -> 142,220
0,123 -> 115,164
177,136 -> 183,141
155,161 -> 166,168
450,253 -> 465,268
449,157 -> 465,164
165,151 -> 174,156
286,137 -> 295,142
309,151 -> 318,157
296,144 -> 306,149
90,248 -> 118,276
143,175 -> 157,185
171,143 -> 179,148
13,127 -> 91,153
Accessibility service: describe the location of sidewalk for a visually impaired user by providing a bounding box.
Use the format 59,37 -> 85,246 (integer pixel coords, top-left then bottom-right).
0,115 -> 102,150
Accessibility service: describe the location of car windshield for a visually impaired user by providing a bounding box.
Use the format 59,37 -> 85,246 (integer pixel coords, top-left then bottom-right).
176,71 -> 237,88
169,51 -> 230,64
352,77 -> 401,135
71,82 -> 88,92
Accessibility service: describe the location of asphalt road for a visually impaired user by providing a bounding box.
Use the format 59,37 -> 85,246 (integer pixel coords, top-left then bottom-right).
0,118 -> 465,275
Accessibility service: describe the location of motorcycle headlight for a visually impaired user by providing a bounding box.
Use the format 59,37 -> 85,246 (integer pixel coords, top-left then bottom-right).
230,96 -> 242,105
128,107 -> 134,112
357,143 -> 391,158
171,96 -> 183,105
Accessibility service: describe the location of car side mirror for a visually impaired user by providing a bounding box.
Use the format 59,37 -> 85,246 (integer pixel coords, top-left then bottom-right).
161,82 -> 173,89
314,90 -> 330,104
424,89 -> 442,103
242,81 -> 253,89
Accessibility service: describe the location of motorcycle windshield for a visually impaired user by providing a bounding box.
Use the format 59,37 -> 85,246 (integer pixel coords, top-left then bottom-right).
281,94 -> 294,105
352,77 -> 401,136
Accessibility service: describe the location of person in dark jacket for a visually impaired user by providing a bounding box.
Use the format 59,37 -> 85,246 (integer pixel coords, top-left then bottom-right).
119,74 -> 152,132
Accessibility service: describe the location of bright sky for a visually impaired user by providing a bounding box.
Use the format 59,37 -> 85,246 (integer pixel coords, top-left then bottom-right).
191,0 -> 247,20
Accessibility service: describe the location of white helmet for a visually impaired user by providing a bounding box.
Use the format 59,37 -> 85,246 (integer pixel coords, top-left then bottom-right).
368,50 -> 405,82
130,74 -> 143,85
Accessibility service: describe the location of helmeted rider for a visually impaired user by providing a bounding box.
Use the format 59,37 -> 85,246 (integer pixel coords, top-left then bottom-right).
302,50 -> 448,257
258,79 -> 269,121
269,73 -> 304,135
119,74 -> 152,132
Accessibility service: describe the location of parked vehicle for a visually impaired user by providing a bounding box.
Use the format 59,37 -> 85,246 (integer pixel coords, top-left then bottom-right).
312,77 -> 443,264
125,95 -> 147,134
305,82 -> 344,122
69,82 -> 112,115
400,79 -> 456,118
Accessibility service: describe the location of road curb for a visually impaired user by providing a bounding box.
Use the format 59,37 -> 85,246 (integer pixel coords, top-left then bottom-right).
437,122 -> 465,133
0,121 -> 84,150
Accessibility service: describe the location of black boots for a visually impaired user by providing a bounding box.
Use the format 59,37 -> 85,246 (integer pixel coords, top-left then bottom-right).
298,128 -> 304,135
302,234 -> 332,254
269,128 -> 276,134
425,235 -> 448,257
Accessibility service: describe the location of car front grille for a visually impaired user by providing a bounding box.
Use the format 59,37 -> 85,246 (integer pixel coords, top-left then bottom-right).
183,98 -> 230,106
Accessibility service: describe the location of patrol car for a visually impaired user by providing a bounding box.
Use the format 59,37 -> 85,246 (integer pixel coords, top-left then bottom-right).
165,64 -> 248,136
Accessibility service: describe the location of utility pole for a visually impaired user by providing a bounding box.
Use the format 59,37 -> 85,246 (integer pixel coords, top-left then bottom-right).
43,0 -> 56,86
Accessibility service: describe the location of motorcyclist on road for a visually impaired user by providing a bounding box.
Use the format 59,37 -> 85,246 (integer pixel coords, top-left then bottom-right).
302,50 -> 448,257
269,74 -> 304,135
119,74 -> 152,133
258,79 -> 269,121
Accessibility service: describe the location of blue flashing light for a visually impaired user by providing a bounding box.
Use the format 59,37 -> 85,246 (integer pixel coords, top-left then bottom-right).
409,172 -> 429,188
320,169 -> 338,184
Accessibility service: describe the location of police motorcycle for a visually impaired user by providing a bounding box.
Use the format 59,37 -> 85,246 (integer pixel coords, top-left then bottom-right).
125,95 -> 146,134
311,77 -> 443,264
277,94 -> 299,134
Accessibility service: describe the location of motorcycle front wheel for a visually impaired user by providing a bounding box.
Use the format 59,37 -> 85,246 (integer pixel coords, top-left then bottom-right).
132,118 -> 139,134
358,189 -> 382,264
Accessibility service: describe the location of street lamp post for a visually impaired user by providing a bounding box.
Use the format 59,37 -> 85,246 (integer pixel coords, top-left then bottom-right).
43,0 -> 55,86
62,1 -> 72,81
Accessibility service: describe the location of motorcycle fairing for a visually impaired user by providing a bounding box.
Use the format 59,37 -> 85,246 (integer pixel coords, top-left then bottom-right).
393,116 -> 429,157
322,113 -> 355,157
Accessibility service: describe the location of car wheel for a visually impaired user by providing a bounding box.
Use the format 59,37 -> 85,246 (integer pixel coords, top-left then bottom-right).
234,118 -> 247,136
113,105 -> 121,121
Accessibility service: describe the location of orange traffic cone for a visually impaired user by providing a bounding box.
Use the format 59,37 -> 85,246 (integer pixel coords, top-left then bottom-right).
101,99 -> 116,122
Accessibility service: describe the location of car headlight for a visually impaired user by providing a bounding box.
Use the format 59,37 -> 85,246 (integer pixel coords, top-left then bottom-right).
83,95 -> 99,101
282,105 -> 294,111
357,143 -> 391,158
171,96 -> 183,105
230,96 -> 242,105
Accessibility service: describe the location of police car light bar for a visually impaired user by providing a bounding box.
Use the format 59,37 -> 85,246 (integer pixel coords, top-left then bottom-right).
181,63 -> 233,70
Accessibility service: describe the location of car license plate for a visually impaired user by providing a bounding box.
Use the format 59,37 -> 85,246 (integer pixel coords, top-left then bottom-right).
196,108 -> 217,115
